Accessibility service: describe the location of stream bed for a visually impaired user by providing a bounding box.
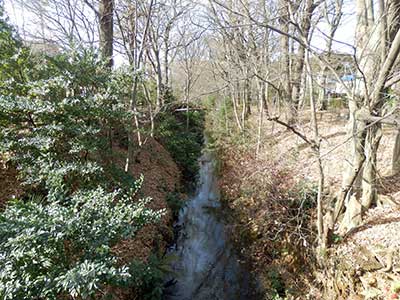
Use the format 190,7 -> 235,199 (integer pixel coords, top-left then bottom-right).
164,151 -> 253,300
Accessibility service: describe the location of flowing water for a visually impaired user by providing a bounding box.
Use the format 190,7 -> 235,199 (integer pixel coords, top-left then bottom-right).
164,151 -> 252,300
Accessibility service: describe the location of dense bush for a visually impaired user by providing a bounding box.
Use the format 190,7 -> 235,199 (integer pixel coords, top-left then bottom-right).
166,192 -> 185,219
156,110 -> 205,186
0,187 -> 163,300
0,50 -> 133,200
0,20 -> 167,299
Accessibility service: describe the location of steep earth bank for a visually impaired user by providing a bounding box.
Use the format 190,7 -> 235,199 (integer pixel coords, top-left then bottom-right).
0,137 -> 184,300
212,109 -> 400,300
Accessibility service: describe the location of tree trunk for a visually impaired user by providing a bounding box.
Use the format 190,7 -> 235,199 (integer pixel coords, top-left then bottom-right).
392,129 -> 400,174
256,82 -> 268,156
290,0 -> 315,121
99,0 -> 114,67
306,48 -> 324,244
337,102 -> 366,233
278,0 -> 291,102
155,50 -> 163,108
245,77 -> 251,117
361,124 -> 382,209
230,83 -> 243,132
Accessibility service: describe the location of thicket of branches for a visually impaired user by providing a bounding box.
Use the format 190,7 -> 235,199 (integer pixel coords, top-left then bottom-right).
203,0 -> 400,248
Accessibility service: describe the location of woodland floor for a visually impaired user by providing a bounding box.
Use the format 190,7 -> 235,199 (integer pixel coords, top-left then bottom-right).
249,108 -> 400,299
253,108 -> 400,207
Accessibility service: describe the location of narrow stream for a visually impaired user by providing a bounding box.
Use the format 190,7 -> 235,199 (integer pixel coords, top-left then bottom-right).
164,150 -> 252,300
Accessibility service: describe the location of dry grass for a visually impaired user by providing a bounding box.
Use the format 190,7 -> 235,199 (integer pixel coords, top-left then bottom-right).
216,108 -> 400,299
247,109 -> 399,200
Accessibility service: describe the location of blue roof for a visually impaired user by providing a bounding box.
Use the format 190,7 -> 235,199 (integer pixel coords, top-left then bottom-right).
341,74 -> 355,81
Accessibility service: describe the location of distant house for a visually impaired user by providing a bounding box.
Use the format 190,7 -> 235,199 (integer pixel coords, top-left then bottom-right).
314,53 -> 358,97
331,74 -> 355,96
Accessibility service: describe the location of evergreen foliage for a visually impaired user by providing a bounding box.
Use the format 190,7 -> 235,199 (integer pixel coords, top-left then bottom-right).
0,188 -> 163,300
0,17 -> 167,299
0,50 -> 131,199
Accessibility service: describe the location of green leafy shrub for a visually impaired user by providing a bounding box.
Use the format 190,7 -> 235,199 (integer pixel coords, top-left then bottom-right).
0,26 -> 168,299
0,50 -> 131,200
0,187 -> 164,299
0,5 -> 34,100
129,254 -> 175,300
267,269 -> 286,299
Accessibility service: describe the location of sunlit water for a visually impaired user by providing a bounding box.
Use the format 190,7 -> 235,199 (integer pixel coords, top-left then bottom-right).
164,151 -> 252,300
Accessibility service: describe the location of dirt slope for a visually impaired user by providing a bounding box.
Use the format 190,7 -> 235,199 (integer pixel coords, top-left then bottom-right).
113,137 -> 183,263
217,109 -> 400,299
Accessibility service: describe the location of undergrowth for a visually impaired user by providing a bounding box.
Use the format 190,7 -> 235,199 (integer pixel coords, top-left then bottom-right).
156,108 -> 205,189
214,133 -> 318,299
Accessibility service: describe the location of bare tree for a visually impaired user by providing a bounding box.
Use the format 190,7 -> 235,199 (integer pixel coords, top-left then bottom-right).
11,0 -> 99,48
317,0 -> 343,110
115,0 -> 155,171
176,29 -> 206,128
146,0 -> 191,108
99,0 -> 114,67
336,0 -> 400,232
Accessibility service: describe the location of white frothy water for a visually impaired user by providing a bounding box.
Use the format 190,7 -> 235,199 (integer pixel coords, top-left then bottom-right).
165,151 -> 250,300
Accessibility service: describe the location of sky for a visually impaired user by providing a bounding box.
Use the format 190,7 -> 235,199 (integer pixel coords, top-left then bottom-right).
310,0 -> 356,54
3,0 -> 357,58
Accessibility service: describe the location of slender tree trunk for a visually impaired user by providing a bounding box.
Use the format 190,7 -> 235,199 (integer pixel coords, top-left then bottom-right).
392,129 -> 400,174
164,34 -> 170,88
318,0 -> 343,110
230,84 -> 243,132
142,82 -> 155,138
155,50 -> 163,109
241,83 -> 247,129
290,0 -> 315,121
306,49 -> 324,245
245,77 -> 251,116
291,45 -> 305,114
256,85 -> 264,157
125,0 -> 154,173
278,0 -> 291,103
99,0 -> 114,152
185,72 -> 190,131
318,67 -> 329,111
99,0 -> 114,67
256,82 -> 269,156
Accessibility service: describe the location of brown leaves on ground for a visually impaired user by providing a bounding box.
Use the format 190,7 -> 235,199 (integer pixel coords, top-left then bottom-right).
107,137 -> 184,300
217,134 -> 316,297
217,108 -> 400,299
112,137 -> 183,264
